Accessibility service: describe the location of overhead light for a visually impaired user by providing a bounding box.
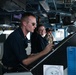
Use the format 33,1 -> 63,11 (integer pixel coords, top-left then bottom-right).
51,24 -> 55,26
42,13 -> 47,17
12,0 -> 26,10
39,1 -> 50,12
60,13 -> 71,16
2,0 -> 25,12
74,21 -> 76,25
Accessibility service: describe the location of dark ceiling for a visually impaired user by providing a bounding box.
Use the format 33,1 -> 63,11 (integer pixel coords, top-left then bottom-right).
0,0 -> 76,25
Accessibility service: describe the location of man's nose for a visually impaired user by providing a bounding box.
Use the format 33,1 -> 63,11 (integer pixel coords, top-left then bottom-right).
34,25 -> 37,28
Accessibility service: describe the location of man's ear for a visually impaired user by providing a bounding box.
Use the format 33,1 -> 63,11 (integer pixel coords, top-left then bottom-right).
23,21 -> 27,26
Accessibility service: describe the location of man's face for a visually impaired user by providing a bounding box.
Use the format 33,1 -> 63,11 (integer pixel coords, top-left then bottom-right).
25,16 -> 37,33
38,26 -> 46,37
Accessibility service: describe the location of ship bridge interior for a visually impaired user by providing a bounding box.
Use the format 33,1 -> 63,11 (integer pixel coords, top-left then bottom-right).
0,0 -> 76,75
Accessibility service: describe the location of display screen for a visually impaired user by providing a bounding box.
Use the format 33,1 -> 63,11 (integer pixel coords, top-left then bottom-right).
12,13 -> 22,21
62,16 -> 72,25
53,29 -> 64,41
48,14 -> 60,24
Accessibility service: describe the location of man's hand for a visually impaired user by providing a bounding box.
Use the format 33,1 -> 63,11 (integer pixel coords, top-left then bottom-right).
41,43 -> 53,55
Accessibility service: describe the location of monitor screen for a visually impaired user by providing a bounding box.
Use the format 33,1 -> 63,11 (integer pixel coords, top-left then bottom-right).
48,14 -> 60,24
62,16 -> 72,25
12,13 -> 22,21
53,29 -> 64,41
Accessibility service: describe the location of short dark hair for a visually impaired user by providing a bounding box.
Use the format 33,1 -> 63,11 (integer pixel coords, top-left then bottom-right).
46,28 -> 52,32
21,12 -> 36,20
36,24 -> 45,31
